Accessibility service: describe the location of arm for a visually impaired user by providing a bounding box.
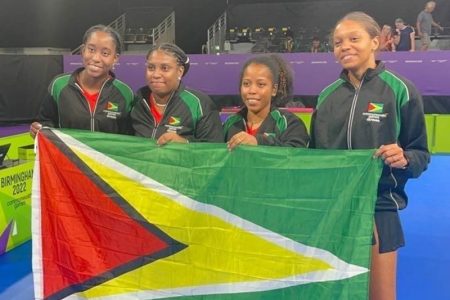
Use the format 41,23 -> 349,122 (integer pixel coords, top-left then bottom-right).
37,92 -> 59,128
375,86 -> 429,176
432,20 -> 444,31
416,15 -> 422,36
397,89 -> 430,177
409,30 -> 416,51
308,110 -> 317,148
416,20 -> 422,36
256,112 -> 309,147
191,98 -> 224,143
30,93 -> 59,139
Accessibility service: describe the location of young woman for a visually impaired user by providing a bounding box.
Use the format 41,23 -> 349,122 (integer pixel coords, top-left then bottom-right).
310,12 -> 430,300
131,43 -> 223,145
30,25 -> 134,137
223,54 -> 309,150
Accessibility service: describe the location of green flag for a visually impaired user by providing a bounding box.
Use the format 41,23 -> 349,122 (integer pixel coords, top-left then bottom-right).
33,129 -> 382,300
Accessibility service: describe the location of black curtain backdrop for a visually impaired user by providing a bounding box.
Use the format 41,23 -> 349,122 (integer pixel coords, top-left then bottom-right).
0,55 -> 62,124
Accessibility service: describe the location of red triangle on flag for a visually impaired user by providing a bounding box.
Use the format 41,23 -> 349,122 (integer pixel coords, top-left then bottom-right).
37,132 -> 186,300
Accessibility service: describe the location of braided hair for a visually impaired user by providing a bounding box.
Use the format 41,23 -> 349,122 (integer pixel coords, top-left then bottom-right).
82,24 -> 123,54
239,54 -> 293,106
146,43 -> 190,76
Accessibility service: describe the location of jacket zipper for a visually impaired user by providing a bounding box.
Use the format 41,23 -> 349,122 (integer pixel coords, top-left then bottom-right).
74,79 -> 109,132
90,80 -> 109,132
347,79 -> 364,149
141,98 -> 158,139
147,90 -> 176,139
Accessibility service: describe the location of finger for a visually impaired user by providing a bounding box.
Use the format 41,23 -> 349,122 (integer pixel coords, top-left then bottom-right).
388,156 -> 408,169
227,137 -> 241,151
383,152 -> 403,165
157,136 -> 167,146
374,145 -> 386,157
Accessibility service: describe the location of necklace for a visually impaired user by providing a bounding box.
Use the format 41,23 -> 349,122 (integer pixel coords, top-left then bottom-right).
150,94 -> 168,108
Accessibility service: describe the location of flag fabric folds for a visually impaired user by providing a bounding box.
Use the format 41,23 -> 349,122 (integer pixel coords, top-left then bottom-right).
32,129 -> 382,300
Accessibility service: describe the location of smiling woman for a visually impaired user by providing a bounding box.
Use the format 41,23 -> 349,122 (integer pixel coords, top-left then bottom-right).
310,11 -> 430,300
29,24 -> 135,138
223,54 -> 309,150
131,43 -> 224,145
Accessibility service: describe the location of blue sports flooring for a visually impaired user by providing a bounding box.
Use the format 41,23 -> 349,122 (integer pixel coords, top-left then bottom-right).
1,155 -> 449,299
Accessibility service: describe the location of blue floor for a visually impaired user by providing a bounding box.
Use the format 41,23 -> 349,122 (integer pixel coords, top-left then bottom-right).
1,155 -> 449,300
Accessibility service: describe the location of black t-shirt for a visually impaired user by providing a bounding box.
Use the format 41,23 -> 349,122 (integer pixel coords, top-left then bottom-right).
397,26 -> 414,51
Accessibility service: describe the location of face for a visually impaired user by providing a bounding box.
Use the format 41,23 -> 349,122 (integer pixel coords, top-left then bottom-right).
81,31 -> 118,79
145,50 -> 184,98
240,63 -> 277,116
426,2 -> 436,12
333,20 -> 379,75
395,22 -> 403,30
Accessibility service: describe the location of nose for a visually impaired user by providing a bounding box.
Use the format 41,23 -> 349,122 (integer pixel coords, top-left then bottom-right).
340,39 -> 351,51
150,68 -> 161,79
247,83 -> 257,94
91,50 -> 101,62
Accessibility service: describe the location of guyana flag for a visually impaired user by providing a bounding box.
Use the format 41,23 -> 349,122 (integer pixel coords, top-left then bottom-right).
32,129 -> 382,300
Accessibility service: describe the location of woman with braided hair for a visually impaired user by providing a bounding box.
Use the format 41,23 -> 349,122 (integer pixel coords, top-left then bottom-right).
131,43 -> 223,144
223,54 -> 309,150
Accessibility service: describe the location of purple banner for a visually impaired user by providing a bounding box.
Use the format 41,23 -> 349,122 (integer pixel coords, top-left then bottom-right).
64,51 -> 450,96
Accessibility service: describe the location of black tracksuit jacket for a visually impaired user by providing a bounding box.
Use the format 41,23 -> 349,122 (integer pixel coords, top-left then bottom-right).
131,83 -> 224,142
223,107 -> 309,147
310,62 -> 430,211
37,68 -> 135,134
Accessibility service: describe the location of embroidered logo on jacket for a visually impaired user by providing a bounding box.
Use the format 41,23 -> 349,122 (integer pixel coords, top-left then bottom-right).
367,102 -> 383,114
103,102 -> 121,119
169,116 -> 181,126
107,102 -> 119,112
165,116 -> 183,133
363,102 -> 387,123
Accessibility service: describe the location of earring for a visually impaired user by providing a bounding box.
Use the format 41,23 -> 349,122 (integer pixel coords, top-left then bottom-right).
178,77 -> 181,80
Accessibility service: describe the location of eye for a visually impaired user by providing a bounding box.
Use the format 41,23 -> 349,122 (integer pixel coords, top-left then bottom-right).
333,40 -> 341,47
257,82 -> 266,88
146,64 -> 156,71
242,81 -> 250,87
161,65 -> 170,72
87,47 -> 95,53
351,37 -> 359,42
101,50 -> 111,57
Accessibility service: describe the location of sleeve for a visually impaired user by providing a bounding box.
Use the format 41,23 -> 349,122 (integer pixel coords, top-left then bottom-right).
222,117 -> 236,143
417,12 -> 424,23
37,89 -> 59,128
191,96 -> 225,143
256,112 -> 309,147
118,94 -> 139,135
130,97 -> 153,138
397,85 -> 430,178
308,110 -> 318,148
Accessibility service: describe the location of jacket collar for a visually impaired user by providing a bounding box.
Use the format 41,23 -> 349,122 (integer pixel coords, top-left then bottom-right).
137,82 -> 185,102
70,67 -> 116,85
339,60 -> 385,83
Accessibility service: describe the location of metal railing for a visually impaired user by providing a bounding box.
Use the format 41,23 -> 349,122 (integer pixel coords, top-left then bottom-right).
71,14 -> 126,54
152,11 -> 175,45
207,11 -> 227,54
